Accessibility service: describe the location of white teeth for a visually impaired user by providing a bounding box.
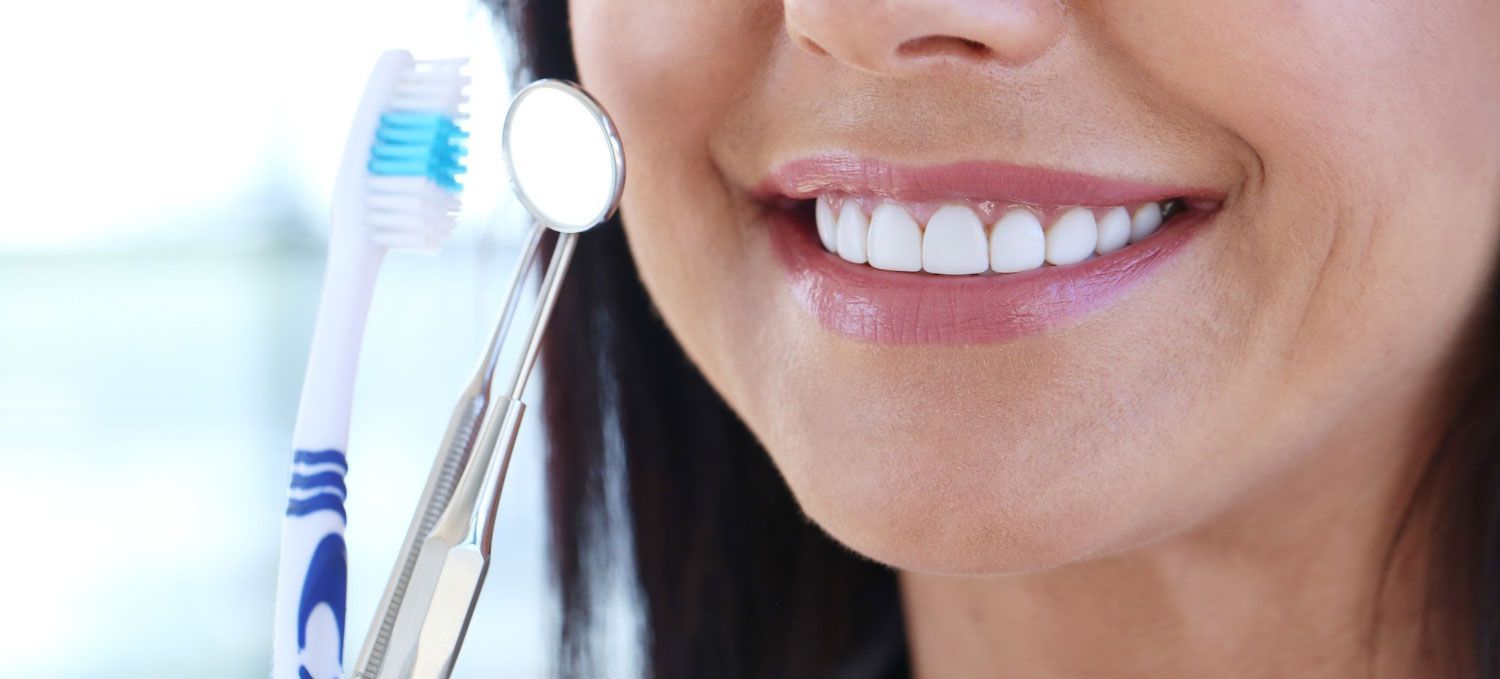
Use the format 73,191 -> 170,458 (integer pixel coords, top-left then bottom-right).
867,203 -> 923,272
1095,206 -> 1131,255
814,196 -> 1177,273
835,201 -> 869,264
989,209 -> 1046,273
1045,207 -> 1098,266
815,195 -> 837,252
922,205 -> 989,275
1131,202 -> 1163,242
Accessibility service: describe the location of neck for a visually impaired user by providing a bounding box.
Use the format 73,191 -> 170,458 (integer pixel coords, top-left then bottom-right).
900,380 -> 1452,679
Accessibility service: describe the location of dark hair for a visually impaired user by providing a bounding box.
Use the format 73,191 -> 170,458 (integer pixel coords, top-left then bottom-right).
484,2 -> 1500,677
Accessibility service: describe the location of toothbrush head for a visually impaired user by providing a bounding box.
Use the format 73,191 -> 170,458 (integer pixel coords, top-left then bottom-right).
333,50 -> 471,253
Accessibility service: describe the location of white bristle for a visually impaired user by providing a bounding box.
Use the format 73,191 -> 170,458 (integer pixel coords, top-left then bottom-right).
366,176 -> 429,193
400,72 -> 468,85
394,87 -> 465,103
365,190 -> 461,218
365,174 -> 462,252
391,94 -> 467,112
391,94 -> 462,110
366,192 -> 460,220
368,222 -> 452,250
403,68 -> 468,88
402,78 -> 465,92
366,188 -> 458,214
397,76 -> 469,91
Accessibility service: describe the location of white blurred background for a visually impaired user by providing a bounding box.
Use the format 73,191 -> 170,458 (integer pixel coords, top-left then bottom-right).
0,1 -> 629,676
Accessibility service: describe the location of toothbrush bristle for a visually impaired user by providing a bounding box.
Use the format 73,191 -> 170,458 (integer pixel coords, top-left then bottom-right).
365,58 -> 470,251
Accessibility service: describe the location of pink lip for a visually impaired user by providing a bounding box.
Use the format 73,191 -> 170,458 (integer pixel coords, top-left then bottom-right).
759,153 -> 1221,208
760,156 -> 1220,345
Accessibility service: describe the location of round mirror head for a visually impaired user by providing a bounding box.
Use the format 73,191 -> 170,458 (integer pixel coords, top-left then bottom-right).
502,80 -> 625,233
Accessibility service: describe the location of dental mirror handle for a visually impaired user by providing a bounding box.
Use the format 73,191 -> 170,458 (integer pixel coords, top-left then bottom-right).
408,396 -> 523,679
354,220 -> 549,674
351,221 -> 548,678
409,230 -> 579,678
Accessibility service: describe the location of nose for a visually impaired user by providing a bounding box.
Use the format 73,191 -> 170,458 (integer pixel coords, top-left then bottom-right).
784,0 -> 1066,74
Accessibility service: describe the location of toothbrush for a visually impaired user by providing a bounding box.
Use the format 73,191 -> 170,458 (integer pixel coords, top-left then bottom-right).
272,49 -> 469,679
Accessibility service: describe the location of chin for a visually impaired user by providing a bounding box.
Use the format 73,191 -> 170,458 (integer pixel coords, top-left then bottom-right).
763,412 -> 1178,575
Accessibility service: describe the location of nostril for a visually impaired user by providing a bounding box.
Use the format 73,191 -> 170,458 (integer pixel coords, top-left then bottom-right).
896,35 -> 993,62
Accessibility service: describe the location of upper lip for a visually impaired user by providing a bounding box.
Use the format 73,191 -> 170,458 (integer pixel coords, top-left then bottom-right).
755,152 -> 1223,208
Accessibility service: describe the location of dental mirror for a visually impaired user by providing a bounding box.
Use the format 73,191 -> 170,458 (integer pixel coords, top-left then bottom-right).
502,79 -> 625,232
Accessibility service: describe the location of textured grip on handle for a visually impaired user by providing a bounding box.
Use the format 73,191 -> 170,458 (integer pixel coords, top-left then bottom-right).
354,390 -> 486,678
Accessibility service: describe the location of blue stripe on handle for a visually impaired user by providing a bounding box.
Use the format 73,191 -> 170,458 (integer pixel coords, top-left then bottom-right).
290,471 -> 347,497
293,449 -> 348,472
286,449 -> 348,677
286,494 -> 348,523
297,533 -> 347,675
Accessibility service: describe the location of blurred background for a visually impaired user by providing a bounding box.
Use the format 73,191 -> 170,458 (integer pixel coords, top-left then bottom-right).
0,1 -> 637,675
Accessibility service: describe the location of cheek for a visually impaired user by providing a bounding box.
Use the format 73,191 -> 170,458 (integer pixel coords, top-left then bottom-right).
571,0 -> 786,376
1107,0 -> 1500,403
571,0 -> 779,170
571,0 -> 732,239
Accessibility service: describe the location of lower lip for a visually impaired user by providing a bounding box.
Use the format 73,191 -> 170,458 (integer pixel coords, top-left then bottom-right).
767,206 -> 1211,344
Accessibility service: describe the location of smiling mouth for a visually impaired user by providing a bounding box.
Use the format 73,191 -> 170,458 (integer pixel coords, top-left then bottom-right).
756,154 -> 1224,344
808,194 -> 1185,275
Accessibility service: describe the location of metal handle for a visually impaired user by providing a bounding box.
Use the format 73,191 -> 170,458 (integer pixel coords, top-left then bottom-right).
352,223 -> 548,679
408,231 -> 578,678
409,397 -> 526,678
356,226 -> 580,679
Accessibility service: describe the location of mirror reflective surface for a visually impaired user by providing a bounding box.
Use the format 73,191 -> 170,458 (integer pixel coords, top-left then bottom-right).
502,80 -> 624,232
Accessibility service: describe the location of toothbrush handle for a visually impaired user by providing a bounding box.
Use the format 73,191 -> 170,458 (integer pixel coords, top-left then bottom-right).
274,244 -> 384,679
292,245 -> 384,448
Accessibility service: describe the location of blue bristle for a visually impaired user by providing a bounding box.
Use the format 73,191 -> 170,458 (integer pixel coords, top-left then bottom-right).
367,112 -> 468,191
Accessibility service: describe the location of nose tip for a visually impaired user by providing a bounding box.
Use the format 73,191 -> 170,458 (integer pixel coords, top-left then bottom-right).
785,0 -> 1065,75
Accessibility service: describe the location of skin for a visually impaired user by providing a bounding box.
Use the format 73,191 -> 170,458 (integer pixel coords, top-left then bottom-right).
567,0 -> 1500,676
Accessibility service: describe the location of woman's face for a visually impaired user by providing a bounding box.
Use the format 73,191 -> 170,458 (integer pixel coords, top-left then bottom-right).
568,0 -> 1500,572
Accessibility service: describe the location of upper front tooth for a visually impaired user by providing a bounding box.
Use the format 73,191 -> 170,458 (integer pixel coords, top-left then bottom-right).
923,205 -> 988,275
835,201 -> 869,264
815,195 -> 837,252
1045,207 -> 1098,265
1095,206 -> 1131,254
1131,202 -> 1163,242
866,202 -> 922,272
990,209 -> 1045,273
